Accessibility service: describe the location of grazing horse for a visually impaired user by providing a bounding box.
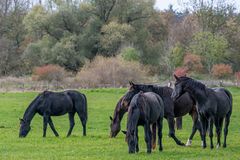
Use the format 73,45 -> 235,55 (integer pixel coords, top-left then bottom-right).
120,82 -> 199,146
110,96 -> 157,149
123,91 -> 164,153
109,96 -> 128,138
19,90 -> 87,138
171,75 -> 232,149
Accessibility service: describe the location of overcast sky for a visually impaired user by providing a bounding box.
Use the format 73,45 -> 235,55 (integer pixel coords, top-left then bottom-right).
154,0 -> 240,11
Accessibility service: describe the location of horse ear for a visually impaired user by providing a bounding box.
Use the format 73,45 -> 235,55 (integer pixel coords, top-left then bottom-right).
129,81 -> 135,86
129,81 -> 133,86
122,130 -> 127,135
109,116 -> 113,121
174,74 -> 180,81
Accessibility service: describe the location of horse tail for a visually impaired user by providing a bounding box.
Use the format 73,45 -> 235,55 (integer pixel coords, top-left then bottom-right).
152,123 -> 157,150
81,93 -> 88,121
67,91 -> 88,121
223,89 -> 232,111
176,117 -> 182,130
155,95 -> 164,119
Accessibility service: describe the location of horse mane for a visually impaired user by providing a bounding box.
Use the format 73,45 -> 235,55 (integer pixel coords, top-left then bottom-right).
179,77 -> 206,91
135,84 -> 172,97
23,94 -> 42,121
112,96 -> 125,122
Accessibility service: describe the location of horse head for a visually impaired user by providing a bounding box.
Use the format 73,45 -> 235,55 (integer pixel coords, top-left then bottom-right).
109,116 -> 121,138
171,74 -> 187,101
19,118 -> 31,138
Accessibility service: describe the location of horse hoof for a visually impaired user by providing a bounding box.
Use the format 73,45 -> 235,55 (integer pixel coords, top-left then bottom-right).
216,144 -> 220,149
152,143 -> 156,150
179,142 -> 185,146
185,139 -> 192,146
223,144 -> 227,148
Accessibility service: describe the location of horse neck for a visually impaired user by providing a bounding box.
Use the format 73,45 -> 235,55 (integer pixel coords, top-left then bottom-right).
185,85 -> 207,104
23,98 -> 39,123
113,97 -> 127,123
118,108 -> 127,121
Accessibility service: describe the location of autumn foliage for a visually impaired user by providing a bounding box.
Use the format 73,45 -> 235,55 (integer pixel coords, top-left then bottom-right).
211,64 -> 233,78
76,56 -> 148,88
32,64 -> 66,82
235,71 -> 240,83
183,53 -> 203,72
174,67 -> 188,77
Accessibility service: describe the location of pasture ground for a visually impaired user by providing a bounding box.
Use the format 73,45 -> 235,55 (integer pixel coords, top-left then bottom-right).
0,88 -> 240,160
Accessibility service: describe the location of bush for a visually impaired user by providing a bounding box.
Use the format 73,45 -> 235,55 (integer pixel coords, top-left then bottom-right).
76,56 -> 149,88
235,71 -> 240,84
121,47 -> 140,62
174,67 -> 188,77
211,64 -> 233,78
183,53 -> 203,73
32,64 -> 66,82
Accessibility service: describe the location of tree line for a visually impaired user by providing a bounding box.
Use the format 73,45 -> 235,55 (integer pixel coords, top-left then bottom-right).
0,0 -> 240,79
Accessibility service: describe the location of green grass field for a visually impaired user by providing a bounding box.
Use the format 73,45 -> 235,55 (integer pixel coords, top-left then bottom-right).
0,88 -> 240,160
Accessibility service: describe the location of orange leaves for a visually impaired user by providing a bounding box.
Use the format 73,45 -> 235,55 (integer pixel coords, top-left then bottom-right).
32,64 -> 66,82
211,64 -> 233,78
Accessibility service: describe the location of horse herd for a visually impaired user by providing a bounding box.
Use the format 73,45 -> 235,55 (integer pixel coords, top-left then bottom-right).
19,75 -> 232,154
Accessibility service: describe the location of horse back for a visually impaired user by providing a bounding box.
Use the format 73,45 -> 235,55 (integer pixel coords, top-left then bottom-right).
142,92 -> 164,123
38,91 -> 74,116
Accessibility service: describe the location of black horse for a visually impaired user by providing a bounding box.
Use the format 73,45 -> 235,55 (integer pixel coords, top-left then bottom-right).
19,90 -> 87,137
123,91 -> 164,153
120,82 -> 199,146
171,75 -> 232,149
110,96 -> 158,149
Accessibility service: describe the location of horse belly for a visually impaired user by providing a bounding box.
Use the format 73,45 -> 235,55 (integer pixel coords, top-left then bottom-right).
174,94 -> 193,117
50,100 -> 73,116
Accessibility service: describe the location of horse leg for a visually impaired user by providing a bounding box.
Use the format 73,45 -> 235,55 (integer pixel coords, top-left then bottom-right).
176,117 -> 182,130
76,111 -> 87,136
43,115 -> 49,137
136,127 -> 139,153
67,112 -> 75,137
208,118 -> 214,149
144,123 -> 152,153
48,117 -> 59,137
223,112 -> 231,148
167,117 -> 185,146
152,123 -> 157,150
157,117 -> 163,151
200,116 -> 207,148
186,112 -> 198,146
215,117 -> 223,148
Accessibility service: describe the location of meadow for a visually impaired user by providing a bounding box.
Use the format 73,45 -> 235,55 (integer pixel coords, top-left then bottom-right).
0,88 -> 240,160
